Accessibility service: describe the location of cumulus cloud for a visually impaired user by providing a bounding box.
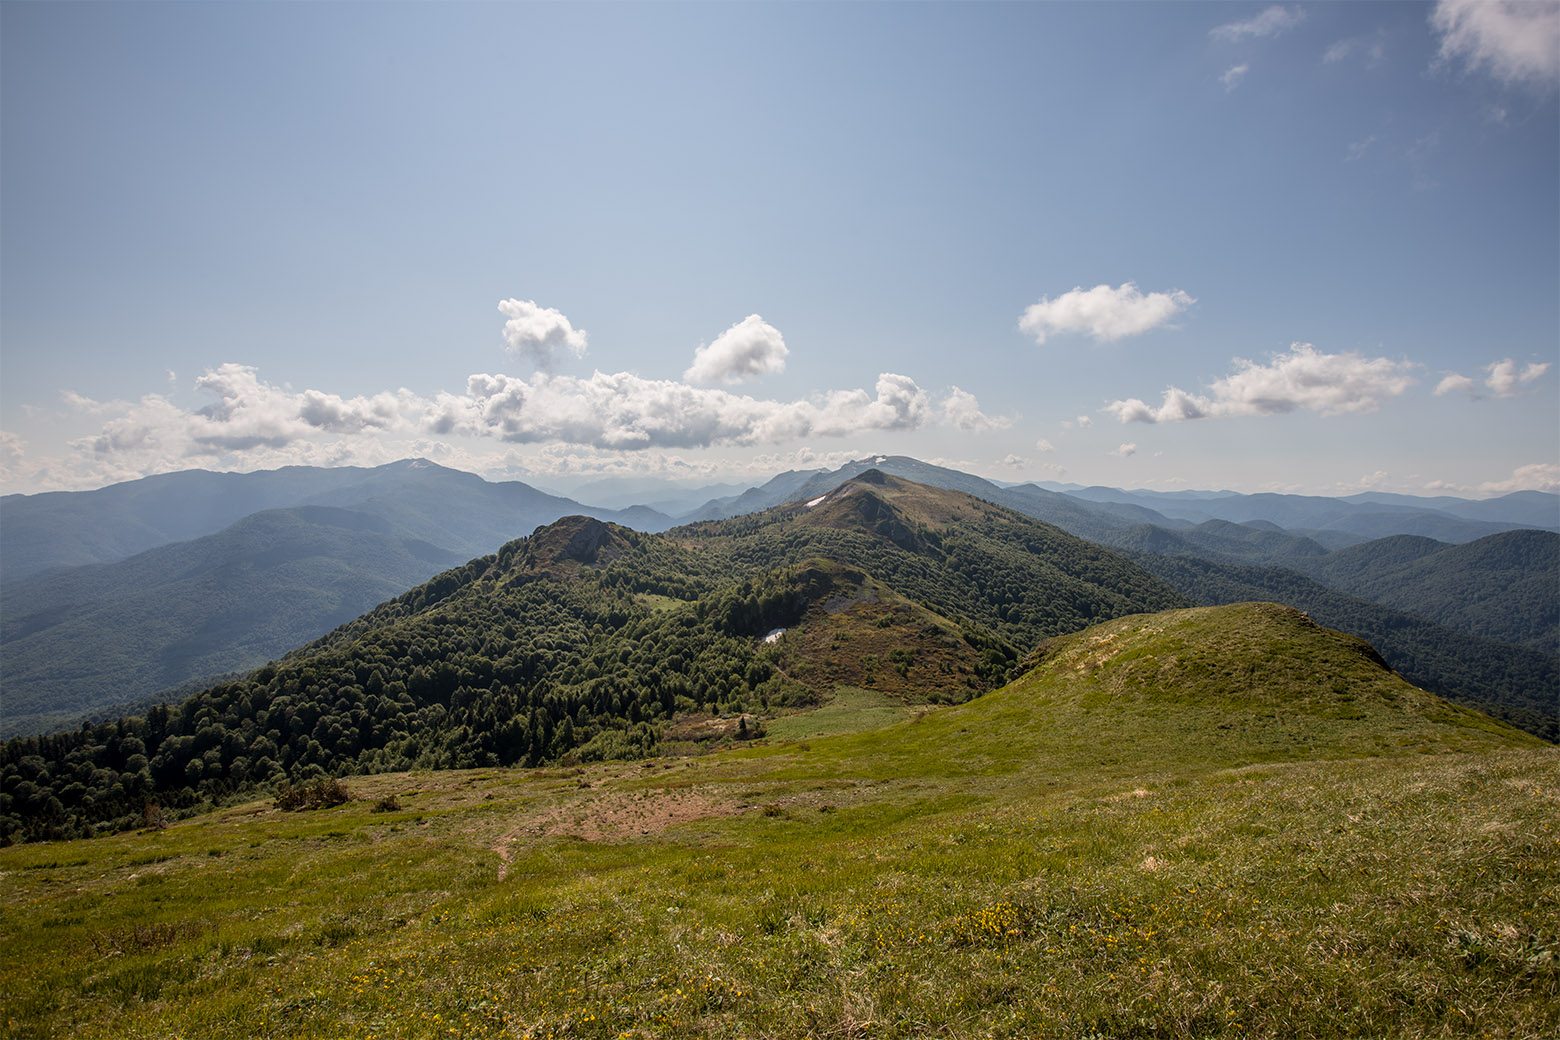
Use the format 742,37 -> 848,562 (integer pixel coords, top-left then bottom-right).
1105,343 -> 1417,424
1484,358 -> 1551,395
942,386 -> 1013,431
1111,443 -> 1138,458
435,369 -> 932,450
72,364 -> 426,459
1480,462 -> 1560,494
497,299 -> 589,370
1221,64 -> 1251,91
1433,372 -> 1478,396
1035,439 -> 1055,453
1019,282 -> 1195,344
1211,5 -> 1306,41
1431,0 -> 1560,88
684,314 -> 789,384
1435,358 -> 1550,398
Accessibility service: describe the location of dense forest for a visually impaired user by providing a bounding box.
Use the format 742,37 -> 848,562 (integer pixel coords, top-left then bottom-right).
0,474 -> 1188,843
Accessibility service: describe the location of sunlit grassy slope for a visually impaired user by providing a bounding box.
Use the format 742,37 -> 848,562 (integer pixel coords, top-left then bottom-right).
2,604 -> 1554,1040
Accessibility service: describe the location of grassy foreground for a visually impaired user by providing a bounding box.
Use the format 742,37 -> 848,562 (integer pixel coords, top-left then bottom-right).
2,606 -> 1556,1039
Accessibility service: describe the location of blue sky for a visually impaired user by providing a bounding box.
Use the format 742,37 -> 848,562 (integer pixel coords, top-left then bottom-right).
2,1 -> 1556,498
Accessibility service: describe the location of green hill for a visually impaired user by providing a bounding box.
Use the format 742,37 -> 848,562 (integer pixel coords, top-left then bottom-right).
1130,552 -> 1559,742
0,604 -> 1550,1040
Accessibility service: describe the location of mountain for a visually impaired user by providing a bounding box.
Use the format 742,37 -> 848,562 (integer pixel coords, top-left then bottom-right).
2,603 -> 1549,1040
0,461 -> 678,736
0,472 -> 1189,842
677,455 -> 1177,543
1344,489 -> 1560,529
0,458 -> 673,584
0,506 -> 466,737
1287,530 -> 1559,653
1057,485 -> 1556,545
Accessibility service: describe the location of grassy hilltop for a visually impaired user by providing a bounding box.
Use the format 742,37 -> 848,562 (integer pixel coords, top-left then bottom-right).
3,603 -> 1554,1040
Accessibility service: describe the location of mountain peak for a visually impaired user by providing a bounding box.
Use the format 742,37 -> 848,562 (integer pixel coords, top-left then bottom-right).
529,515 -> 618,567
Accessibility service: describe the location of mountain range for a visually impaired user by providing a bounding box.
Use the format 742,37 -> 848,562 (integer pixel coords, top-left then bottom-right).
1,457 -> 1555,741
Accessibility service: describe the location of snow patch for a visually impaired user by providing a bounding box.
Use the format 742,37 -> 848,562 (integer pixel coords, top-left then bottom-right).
763,628 -> 786,644
806,495 -> 827,508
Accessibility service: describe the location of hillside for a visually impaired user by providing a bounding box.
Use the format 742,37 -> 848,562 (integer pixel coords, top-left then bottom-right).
0,473 -> 1187,843
1132,553 -> 1560,741
0,460 -> 672,736
1290,530 -> 1559,652
0,507 -> 465,737
0,457 -> 670,585
1,605 -> 1551,1040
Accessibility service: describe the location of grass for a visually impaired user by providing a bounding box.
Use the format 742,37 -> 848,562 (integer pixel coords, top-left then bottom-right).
763,686 -> 922,741
2,605 -> 1556,1039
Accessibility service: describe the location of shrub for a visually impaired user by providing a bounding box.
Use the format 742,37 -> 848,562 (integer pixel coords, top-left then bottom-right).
273,777 -> 351,812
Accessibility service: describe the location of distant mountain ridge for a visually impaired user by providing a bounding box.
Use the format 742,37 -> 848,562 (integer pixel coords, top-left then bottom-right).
0,461 -> 671,736
0,458 -> 672,583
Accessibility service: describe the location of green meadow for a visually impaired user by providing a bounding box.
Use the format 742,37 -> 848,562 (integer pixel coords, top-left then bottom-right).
3,605 -> 1556,1039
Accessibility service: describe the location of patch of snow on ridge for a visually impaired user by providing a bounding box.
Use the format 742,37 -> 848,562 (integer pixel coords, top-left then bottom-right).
763,628 -> 786,644
874,456 -> 887,464
807,495 -> 827,508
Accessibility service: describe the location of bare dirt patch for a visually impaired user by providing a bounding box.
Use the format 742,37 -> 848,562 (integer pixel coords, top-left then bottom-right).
493,786 -> 742,879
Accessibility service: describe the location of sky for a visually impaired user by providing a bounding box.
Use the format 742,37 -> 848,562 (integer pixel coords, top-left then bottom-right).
2,0 -> 1556,500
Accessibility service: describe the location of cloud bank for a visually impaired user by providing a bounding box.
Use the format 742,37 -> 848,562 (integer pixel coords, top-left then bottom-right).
1106,343 -> 1417,423
1020,282 -> 1195,344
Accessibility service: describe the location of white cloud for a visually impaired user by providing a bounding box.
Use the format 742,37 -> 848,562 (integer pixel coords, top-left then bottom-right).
684,314 -> 789,385
1325,35 -> 1386,66
1019,282 -> 1195,344
497,299 -> 589,370
1433,372 -> 1478,396
1211,5 -> 1306,42
61,391 -> 112,413
1105,343 -> 1417,423
1434,358 -> 1550,398
942,386 -> 1012,431
1431,0 -> 1560,88
1035,438 -> 1055,453
1480,462 -> 1560,494
1221,64 -> 1250,91
1323,39 -> 1355,64
440,369 -> 932,450
1111,443 -> 1138,458
1483,358 -> 1550,395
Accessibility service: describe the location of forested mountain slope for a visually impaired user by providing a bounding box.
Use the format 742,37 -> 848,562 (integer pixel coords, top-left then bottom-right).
1288,530 -> 1559,653
0,506 -> 465,737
